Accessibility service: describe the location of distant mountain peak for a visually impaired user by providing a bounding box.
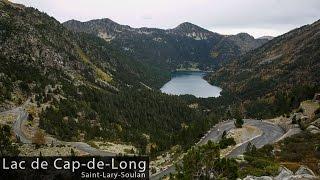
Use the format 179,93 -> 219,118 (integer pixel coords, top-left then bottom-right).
235,32 -> 254,38
64,18 -> 122,28
258,36 -> 274,40
90,18 -> 119,24
222,32 -> 269,53
225,33 -> 258,42
63,19 -> 80,24
74,18 -> 123,28
63,18 -> 132,41
176,22 -> 198,28
169,22 -> 215,40
173,22 -> 210,32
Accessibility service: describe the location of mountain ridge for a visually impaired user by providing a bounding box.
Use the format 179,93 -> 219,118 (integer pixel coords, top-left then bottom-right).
207,18 -> 320,117
63,18 -> 269,70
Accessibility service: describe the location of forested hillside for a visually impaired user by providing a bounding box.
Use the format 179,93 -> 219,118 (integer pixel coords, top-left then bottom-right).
0,0 -> 211,155
207,20 -> 320,118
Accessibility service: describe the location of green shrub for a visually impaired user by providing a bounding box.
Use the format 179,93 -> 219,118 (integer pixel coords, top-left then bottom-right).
219,137 -> 236,149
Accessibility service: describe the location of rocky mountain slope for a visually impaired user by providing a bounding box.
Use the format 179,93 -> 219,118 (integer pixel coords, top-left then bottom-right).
63,19 -> 268,70
211,33 -> 269,63
207,19 -> 320,117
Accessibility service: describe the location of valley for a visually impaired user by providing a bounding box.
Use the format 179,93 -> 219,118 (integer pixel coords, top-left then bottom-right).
0,0 -> 320,179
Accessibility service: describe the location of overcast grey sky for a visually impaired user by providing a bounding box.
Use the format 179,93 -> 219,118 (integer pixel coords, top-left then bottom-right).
11,0 -> 320,38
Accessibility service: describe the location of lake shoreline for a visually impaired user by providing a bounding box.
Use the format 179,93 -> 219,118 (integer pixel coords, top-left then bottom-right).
160,71 -> 222,98
173,69 -> 214,73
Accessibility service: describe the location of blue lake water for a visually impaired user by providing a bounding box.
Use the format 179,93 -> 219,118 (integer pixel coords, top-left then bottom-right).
160,72 -> 222,98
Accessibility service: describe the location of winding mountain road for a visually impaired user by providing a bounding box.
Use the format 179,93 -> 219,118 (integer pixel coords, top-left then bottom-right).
0,107 -> 31,143
1,106 -> 116,156
227,120 -> 284,157
1,106 -> 285,179
151,119 -> 285,179
12,107 -> 31,144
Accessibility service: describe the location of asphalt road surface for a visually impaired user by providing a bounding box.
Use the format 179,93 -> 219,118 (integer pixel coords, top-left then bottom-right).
0,107 -> 31,144
12,107 -> 32,144
227,120 -> 284,157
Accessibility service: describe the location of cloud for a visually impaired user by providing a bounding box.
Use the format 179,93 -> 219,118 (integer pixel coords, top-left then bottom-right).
11,0 -> 320,38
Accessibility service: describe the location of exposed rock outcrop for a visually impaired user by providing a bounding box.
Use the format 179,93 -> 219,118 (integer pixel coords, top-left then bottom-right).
295,166 -> 316,176
243,166 -> 319,180
274,166 -> 293,180
306,125 -> 320,134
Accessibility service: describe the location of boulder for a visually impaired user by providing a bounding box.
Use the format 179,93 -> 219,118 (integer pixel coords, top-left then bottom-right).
306,125 -> 320,134
275,166 -> 293,180
287,174 -> 319,179
243,166 -> 318,180
311,118 -> 320,128
295,166 -> 316,176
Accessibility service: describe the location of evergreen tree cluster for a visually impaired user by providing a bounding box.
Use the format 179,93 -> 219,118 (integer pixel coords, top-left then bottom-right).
39,86 -> 214,156
176,141 -> 238,179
